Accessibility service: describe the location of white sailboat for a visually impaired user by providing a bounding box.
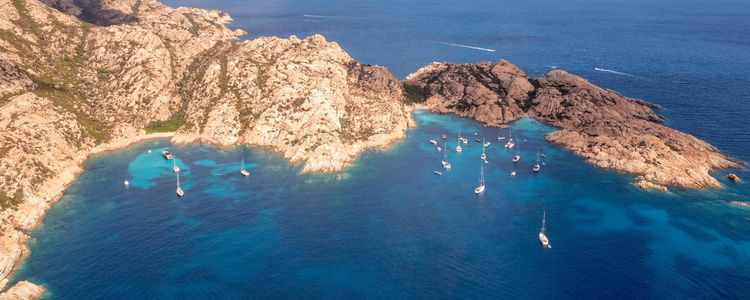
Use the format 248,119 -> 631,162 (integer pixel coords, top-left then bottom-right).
123,180 -> 129,187
442,141 -> 451,170
456,130 -> 463,152
173,158 -> 180,173
533,148 -> 541,172
176,172 -> 184,197
505,129 -> 515,149
513,143 -> 520,163
241,156 -> 250,176
480,138 -> 487,160
474,164 -> 485,194
483,140 -> 491,148
539,211 -> 551,248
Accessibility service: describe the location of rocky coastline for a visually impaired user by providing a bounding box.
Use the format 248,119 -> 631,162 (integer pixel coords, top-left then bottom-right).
0,0 -> 413,297
0,0 -> 745,298
404,60 -> 743,190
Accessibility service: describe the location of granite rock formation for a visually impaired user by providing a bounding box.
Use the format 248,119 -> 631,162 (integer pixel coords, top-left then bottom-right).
0,0 -> 412,296
405,61 -> 742,190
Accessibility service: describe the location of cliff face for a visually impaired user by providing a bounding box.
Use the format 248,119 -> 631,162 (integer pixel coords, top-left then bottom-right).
0,0 -> 412,296
405,61 -> 742,189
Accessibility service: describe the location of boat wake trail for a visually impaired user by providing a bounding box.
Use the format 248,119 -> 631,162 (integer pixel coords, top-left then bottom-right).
594,67 -> 633,77
438,41 -> 496,52
302,14 -> 330,18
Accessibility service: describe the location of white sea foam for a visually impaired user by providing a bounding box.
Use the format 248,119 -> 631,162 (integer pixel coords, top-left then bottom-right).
594,67 -> 633,77
439,42 -> 496,52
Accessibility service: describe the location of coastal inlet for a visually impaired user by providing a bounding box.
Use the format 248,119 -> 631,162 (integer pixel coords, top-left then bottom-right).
11,111 -> 750,299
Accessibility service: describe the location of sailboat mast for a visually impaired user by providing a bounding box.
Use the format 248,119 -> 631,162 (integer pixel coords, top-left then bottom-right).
537,148 -> 540,164
444,141 -> 447,160
176,172 -> 181,188
480,165 -> 485,185
542,211 -> 546,233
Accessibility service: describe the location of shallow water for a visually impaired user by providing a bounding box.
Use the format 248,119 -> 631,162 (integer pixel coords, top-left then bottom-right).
11,111 -> 750,298
11,0 -> 750,298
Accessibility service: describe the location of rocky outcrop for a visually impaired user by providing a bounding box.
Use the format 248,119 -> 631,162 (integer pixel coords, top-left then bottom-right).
0,281 -> 43,300
726,173 -> 741,183
404,60 -> 532,126
406,60 -> 743,189
0,0 -> 412,296
633,180 -> 668,192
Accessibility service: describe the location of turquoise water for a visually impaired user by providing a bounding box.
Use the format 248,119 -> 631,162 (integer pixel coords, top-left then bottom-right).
10,111 -> 750,298
11,0 -> 750,298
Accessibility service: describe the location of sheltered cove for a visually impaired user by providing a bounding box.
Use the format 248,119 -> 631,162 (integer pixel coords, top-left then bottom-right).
0,0 -> 745,297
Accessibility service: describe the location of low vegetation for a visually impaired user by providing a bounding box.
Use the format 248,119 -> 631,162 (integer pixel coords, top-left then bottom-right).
145,117 -> 185,134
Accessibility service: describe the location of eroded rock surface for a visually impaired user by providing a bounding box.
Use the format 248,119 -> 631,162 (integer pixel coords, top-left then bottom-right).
406,61 -> 742,189
0,0 -> 412,296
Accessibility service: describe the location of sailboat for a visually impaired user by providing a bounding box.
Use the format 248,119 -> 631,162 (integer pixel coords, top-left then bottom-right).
173,158 -> 180,172
513,143 -> 520,163
474,165 -> 485,194
241,156 -> 250,176
123,180 -> 129,187
176,172 -> 184,197
505,129 -> 515,148
533,148 -> 541,172
456,130 -> 463,152
480,138 -> 486,160
442,141 -> 451,170
539,211 -> 551,248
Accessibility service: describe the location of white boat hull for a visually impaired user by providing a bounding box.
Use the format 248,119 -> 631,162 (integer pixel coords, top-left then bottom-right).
241,169 -> 250,176
176,187 -> 184,197
539,232 -> 551,248
474,185 -> 485,194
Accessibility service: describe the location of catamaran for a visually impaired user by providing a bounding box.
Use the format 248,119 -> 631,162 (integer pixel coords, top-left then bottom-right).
504,129 -> 515,149
176,172 -> 184,197
539,211 -> 551,248
442,142 -> 451,170
241,156 -> 250,176
513,143 -> 520,163
480,138 -> 487,160
173,158 -> 180,172
533,148 -> 541,172
474,165 -> 485,194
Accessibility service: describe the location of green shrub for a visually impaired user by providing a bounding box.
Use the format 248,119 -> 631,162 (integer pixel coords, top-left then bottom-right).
403,84 -> 429,104
145,117 -> 185,134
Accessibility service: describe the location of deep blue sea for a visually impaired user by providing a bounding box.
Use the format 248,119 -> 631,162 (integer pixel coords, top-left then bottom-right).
11,0 -> 750,298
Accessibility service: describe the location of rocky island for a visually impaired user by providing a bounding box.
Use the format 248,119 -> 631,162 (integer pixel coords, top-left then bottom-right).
0,0 -> 745,298
404,60 -> 743,190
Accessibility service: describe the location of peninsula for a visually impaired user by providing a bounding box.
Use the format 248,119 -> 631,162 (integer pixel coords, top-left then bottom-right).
0,0 -> 743,298
404,61 -> 742,190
